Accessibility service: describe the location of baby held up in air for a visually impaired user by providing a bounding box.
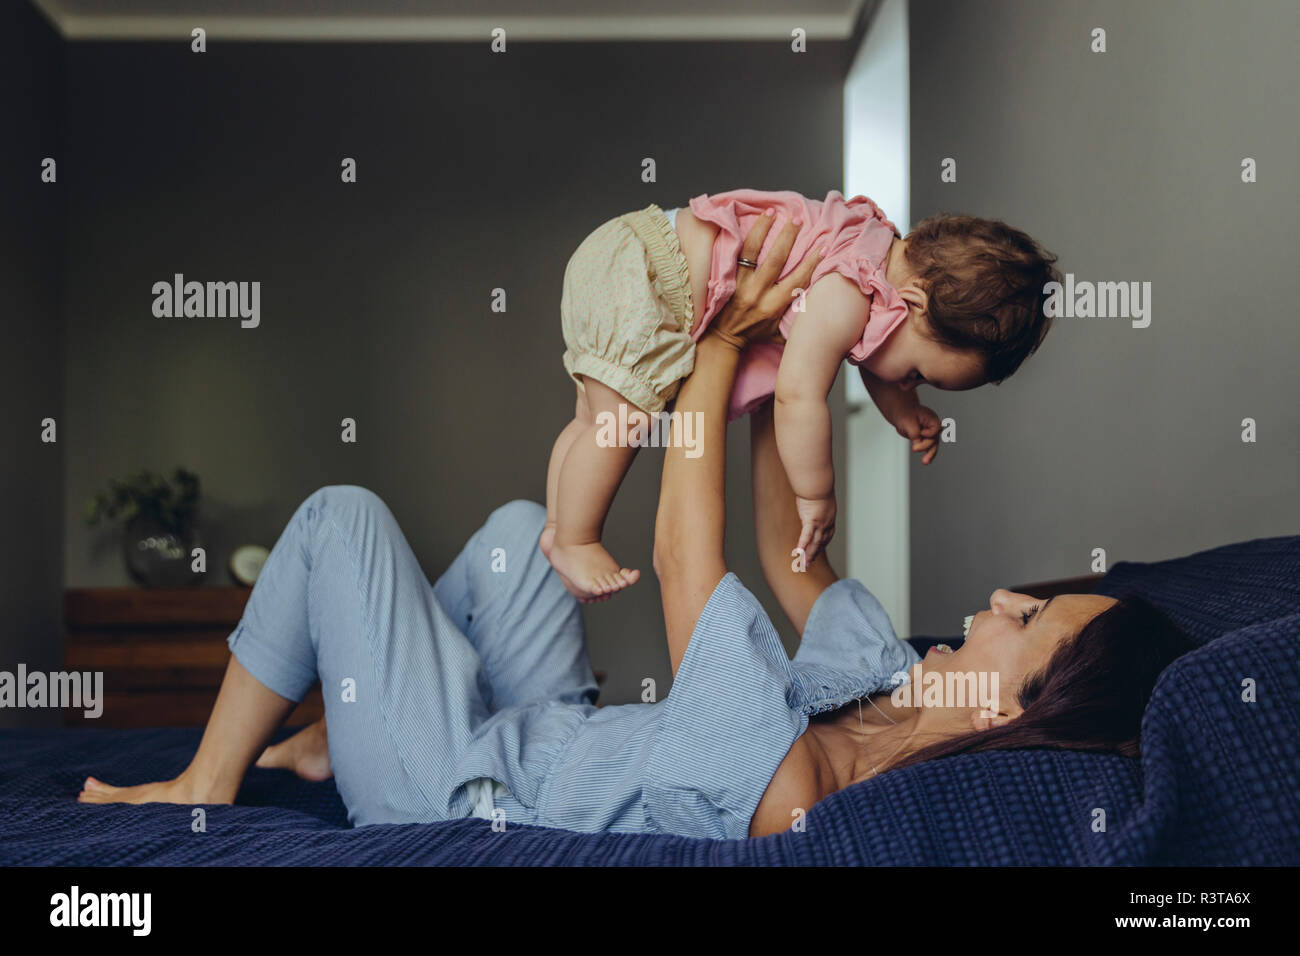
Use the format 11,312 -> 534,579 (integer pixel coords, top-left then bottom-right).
540,188 -> 1060,602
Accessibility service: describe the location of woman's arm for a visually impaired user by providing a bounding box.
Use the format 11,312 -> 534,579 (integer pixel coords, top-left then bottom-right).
652,337 -> 739,675
749,400 -> 840,635
653,214 -> 824,676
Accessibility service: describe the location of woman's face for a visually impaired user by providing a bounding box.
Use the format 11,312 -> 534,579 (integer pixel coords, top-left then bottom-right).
918,589 -> 1118,723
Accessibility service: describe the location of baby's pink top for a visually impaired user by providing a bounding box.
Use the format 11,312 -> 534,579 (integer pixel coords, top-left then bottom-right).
685,188 -> 906,420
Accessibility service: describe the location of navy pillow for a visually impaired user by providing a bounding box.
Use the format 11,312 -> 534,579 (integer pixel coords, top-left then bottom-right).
1095,534 -> 1300,645
905,534 -> 1300,654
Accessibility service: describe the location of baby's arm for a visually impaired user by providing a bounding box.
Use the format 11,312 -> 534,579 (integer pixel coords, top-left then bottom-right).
859,366 -> 944,465
773,274 -> 871,563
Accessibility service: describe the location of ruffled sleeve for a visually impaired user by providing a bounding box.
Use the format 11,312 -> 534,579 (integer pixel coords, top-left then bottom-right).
642,573 -> 805,840
844,257 -> 909,364
787,578 -> 921,715
819,194 -> 909,364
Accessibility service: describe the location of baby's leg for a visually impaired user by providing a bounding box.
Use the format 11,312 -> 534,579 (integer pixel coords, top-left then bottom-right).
548,377 -> 646,601
541,386 -> 589,561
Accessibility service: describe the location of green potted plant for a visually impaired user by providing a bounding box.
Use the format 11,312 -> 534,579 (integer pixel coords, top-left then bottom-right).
86,467 -> 204,586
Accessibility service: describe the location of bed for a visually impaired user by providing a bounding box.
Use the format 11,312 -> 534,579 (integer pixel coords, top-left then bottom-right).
2,535 -> 1297,865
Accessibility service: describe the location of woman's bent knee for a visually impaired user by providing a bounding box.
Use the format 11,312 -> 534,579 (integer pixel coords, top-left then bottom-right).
487,499 -> 546,535
307,484 -> 390,520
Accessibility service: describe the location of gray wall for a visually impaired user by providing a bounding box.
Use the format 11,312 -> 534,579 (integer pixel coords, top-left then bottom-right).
908,0 -> 1300,634
59,38 -> 850,706
0,1 -> 65,728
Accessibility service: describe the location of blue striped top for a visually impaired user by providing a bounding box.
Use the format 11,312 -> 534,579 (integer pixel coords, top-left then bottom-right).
455,573 -> 921,839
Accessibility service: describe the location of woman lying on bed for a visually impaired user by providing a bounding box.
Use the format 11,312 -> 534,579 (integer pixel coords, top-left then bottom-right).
79,215 -> 1194,839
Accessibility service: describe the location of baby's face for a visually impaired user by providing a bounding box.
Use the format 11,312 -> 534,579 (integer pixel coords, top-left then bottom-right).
863,311 -> 986,391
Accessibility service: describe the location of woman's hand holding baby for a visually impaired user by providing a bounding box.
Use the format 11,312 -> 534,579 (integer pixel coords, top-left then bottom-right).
708,211 -> 825,351
702,213 -> 835,567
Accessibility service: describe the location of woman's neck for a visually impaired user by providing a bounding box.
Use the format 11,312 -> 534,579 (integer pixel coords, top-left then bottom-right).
813,694 -> 976,787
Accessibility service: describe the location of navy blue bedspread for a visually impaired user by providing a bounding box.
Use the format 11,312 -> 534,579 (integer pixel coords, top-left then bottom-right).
3,536 -> 1298,865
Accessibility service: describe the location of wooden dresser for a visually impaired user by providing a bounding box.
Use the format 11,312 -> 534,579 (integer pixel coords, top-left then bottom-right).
63,587 -> 324,728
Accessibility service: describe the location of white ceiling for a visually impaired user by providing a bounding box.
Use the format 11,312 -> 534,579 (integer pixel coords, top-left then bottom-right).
33,0 -> 872,41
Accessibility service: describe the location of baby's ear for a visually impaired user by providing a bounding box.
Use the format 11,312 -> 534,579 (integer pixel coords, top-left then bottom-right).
899,284 -> 929,317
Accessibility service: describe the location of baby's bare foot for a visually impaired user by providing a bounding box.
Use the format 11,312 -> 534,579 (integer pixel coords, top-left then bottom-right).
255,718 -> 332,781
541,525 -> 588,596
77,773 -> 226,806
546,541 -> 640,602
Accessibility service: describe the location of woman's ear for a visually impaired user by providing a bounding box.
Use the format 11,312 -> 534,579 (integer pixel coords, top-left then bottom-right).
968,708 -> 1018,732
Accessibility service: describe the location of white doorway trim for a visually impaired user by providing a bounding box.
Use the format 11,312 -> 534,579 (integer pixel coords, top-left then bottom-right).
843,0 -> 910,635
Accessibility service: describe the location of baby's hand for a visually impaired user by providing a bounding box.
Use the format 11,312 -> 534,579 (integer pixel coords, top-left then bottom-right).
878,389 -> 943,466
794,494 -> 837,567
902,403 -> 943,466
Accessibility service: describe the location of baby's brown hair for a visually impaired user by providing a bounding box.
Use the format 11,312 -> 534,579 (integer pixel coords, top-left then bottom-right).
902,214 -> 1061,383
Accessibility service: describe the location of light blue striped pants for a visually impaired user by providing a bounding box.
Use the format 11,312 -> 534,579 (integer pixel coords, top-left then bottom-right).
227,485 -> 598,825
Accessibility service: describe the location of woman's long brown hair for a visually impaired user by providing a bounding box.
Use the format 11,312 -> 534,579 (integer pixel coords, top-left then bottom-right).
888,597 -> 1196,772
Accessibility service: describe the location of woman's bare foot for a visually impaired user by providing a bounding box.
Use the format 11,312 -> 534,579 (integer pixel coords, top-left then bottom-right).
254,718 -> 332,781
546,540 -> 640,602
77,771 -> 232,806
78,656 -> 299,810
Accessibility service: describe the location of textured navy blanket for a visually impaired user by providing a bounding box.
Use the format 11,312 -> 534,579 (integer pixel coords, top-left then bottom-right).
3,536 -> 1297,865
